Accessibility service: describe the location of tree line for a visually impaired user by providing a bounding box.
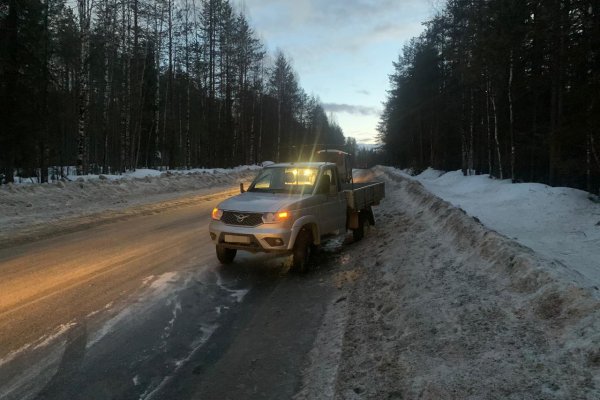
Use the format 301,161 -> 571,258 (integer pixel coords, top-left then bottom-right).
0,0 -> 345,183
378,0 -> 600,194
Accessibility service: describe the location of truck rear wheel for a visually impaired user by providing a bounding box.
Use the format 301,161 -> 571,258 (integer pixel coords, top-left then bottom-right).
292,229 -> 313,273
216,245 -> 236,264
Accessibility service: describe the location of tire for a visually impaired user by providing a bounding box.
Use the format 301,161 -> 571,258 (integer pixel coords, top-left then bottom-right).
292,229 -> 313,273
216,245 -> 236,264
352,212 -> 370,242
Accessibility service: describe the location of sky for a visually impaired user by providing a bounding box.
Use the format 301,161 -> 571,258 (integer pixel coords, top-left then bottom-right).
240,0 -> 436,144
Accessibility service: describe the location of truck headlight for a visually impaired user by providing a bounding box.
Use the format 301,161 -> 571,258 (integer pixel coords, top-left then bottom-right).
262,211 -> 290,224
211,208 -> 223,220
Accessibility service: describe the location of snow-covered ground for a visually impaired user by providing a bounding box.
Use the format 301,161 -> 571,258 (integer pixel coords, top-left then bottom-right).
297,167 -> 600,399
3,164 -> 600,398
384,167 -> 600,293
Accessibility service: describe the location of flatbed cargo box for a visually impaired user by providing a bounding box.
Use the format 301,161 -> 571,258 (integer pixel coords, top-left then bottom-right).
343,182 -> 385,211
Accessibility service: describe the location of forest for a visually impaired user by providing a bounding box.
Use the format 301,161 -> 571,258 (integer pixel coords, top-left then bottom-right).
378,0 -> 600,194
0,0 -> 345,183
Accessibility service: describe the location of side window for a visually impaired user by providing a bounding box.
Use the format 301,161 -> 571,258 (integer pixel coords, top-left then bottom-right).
254,170 -> 273,189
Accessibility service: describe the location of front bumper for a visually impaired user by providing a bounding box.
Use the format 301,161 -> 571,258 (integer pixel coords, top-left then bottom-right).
209,220 -> 294,253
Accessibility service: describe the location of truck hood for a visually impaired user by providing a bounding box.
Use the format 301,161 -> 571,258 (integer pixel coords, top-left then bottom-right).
217,192 -> 312,213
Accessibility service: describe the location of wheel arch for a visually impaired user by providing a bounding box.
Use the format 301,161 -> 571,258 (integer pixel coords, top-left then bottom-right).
289,216 -> 320,250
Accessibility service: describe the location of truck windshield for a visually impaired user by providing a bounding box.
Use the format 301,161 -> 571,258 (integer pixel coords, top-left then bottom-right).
248,167 -> 318,194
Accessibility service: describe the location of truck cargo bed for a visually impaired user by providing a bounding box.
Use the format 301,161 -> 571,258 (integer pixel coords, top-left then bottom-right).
342,181 -> 385,211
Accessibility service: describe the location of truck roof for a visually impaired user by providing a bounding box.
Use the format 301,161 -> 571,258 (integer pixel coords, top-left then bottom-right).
265,162 -> 333,169
316,149 -> 351,155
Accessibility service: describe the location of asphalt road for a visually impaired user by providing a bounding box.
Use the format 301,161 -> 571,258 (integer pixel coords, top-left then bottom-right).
0,187 -> 343,400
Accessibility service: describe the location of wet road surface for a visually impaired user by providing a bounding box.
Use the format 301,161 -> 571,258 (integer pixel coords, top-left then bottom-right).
0,188 -> 344,400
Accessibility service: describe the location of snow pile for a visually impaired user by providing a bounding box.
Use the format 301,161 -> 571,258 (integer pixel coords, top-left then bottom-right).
0,167 -> 259,247
385,167 -> 600,291
328,168 -> 600,399
73,166 -> 263,182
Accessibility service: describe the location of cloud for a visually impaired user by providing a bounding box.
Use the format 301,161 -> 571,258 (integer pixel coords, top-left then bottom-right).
286,0 -> 423,26
323,103 -> 380,116
341,20 -> 426,53
245,0 -> 430,39
356,89 -> 370,96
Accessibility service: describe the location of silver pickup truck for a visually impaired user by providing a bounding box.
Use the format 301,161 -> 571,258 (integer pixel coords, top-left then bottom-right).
208,162 -> 385,272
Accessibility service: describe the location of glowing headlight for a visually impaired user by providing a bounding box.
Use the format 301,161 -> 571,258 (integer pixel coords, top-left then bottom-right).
211,208 -> 223,220
262,211 -> 290,224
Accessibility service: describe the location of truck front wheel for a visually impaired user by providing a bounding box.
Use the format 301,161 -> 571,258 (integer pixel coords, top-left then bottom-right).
292,229 -> 313,273
216,245 -> 237,264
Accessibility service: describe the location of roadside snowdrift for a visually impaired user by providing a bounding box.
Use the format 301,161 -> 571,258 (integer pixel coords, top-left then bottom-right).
400,167 -> 600,291
0,167 -> 259,247
305,168 -> 600,399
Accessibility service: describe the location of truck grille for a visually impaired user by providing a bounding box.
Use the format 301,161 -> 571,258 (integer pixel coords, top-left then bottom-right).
221,211 -> 263,227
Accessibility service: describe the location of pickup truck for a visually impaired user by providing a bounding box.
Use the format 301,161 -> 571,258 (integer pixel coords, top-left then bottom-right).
208,162 -> 385,272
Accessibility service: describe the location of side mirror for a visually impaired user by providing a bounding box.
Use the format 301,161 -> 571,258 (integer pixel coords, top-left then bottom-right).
240,182 -> 245,193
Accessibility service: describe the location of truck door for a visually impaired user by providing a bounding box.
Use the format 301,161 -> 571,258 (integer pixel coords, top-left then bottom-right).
317,167 -> 347,235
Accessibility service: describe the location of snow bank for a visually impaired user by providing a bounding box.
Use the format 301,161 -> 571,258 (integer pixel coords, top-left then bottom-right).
388,167 -> 600,291
379,166 -> 600,300
0,167 -> 259,247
